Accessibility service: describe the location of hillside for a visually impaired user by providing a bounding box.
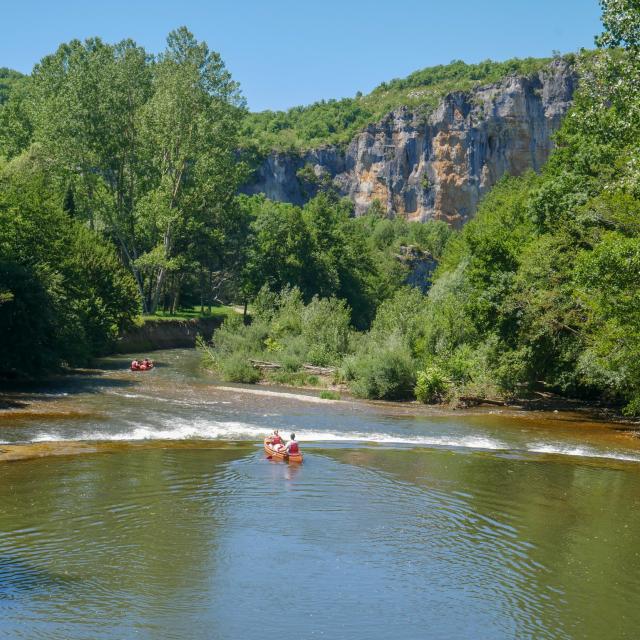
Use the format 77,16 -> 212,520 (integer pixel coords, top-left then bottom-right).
241,56 -> 563,152
243,58 -> 578,225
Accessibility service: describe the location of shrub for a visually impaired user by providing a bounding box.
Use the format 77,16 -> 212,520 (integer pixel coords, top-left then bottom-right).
212,316 -> 269,359
302,296 -> 352,365
346,345 -> 416,400
306,345 -> 333,366
252,285 -> 280,321
220,354 -> 261,384
368,287 -> 428,356
270,287 -> 305,337
264,336 -> 282,353
268,370 -> 310,386
320,390 -> 341,400
623,396 -> 640,417
415,367 -> 450,404
493,347 -> 534,395
281,353 -> 303,372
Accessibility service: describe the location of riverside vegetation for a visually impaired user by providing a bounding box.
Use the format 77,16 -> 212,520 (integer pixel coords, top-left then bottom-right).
3,1 -> 640,415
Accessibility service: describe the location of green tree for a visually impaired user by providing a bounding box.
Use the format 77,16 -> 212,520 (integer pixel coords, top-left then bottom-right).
242,196 -> 315,297
0,152 -> 138,377
135,27 -> 246,312
13,29 -> 246,313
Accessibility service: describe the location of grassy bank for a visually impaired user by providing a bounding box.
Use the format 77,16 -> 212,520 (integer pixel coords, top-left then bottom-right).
117,306 -> 241,354
141,305 -> 238,323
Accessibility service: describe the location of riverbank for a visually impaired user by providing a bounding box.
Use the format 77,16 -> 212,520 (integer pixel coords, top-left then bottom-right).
3,347 -> 639,435
116,306 -> 239,353
215,367 -> 640,431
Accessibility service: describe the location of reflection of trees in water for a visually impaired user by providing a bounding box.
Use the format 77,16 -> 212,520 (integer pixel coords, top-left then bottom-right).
324,447 -> 640,639
0,553 -> 77,597
0,448 -> 250,630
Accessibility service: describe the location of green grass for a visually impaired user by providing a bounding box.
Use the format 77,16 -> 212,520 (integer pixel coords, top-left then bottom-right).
267,371 -> 316,386
141,305 -> 239,323
319,390 -> 341,400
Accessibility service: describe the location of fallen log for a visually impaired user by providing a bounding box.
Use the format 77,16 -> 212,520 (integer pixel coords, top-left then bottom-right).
249,359 -> 281,370
458,396 -> 507,407
302,364 -> 336,375
248,359 -> 336,375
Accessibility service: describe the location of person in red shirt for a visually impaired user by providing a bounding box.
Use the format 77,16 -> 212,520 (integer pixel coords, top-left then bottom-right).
284,433 -> 299,455
268,430 -> 284,451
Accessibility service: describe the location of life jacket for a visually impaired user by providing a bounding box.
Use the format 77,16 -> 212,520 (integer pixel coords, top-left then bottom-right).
131,361 -> 140,370
288,441 -> 299,454
272,435 -> 282,445
139,364 -> 148,371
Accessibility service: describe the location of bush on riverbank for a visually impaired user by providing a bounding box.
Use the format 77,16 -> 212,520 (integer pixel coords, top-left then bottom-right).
199,287 -> 354,385
344,343 -> 416,400
415,367 -> 450,404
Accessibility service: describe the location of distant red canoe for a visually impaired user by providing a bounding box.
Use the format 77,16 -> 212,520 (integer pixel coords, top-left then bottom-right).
264,437 -> 303,463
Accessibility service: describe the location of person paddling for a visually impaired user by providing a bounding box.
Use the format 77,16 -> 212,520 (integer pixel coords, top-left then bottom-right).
284,433 -> 299,456
131,359 -> 140,371
268,430 -> 284,451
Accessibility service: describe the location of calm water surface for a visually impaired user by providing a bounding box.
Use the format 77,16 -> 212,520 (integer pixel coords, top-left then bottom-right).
1,349 -> 640,639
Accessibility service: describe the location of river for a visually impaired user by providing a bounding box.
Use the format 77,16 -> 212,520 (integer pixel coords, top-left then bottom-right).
1,348 -> 639,639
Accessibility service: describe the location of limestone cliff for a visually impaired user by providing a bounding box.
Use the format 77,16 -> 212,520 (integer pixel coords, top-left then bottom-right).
243,60 -> 577,226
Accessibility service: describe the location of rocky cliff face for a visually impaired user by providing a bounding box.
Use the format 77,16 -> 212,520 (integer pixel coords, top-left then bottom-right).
243,60 -> 577,227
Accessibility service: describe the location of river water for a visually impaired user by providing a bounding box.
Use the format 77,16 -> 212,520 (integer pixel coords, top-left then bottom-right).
1,349 -> 640,639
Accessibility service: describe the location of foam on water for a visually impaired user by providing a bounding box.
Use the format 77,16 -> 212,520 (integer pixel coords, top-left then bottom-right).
527,443 -> 640,463
213,386 -> 343,404
23,418 -> 507,452
8,418 -> 640,464
107,391 -> 231,406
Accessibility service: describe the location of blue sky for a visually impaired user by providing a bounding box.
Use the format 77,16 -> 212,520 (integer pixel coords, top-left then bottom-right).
2,0 -> 603,112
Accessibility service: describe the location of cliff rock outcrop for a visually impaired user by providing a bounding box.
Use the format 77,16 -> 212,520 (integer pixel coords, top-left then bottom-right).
243,60 -> 577,226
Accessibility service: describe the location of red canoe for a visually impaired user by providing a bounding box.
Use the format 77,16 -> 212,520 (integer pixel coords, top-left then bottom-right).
264,437 -> 303,463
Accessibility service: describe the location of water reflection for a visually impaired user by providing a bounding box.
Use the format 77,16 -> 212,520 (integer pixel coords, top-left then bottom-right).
324,447 -> 640,640
2,349 -> 640,638
1,447 -> 640,639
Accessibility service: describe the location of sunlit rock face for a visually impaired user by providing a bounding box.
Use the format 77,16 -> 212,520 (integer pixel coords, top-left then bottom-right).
243,60 -> 577,227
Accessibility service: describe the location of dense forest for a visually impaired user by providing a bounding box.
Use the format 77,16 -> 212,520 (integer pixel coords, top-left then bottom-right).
207,0 -> 640,415
2,1 -> 640,416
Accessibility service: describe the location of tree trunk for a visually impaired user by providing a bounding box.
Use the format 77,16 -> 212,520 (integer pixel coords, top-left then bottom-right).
200,269 -> 205,314
149,267 -> 166,315
208,270 -> 212,314
128,260 -> 147,314
172,291 -> 179,314
149,225 -> 172,314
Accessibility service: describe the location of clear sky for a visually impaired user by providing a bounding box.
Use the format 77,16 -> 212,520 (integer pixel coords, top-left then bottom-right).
2,0 -> 603,112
